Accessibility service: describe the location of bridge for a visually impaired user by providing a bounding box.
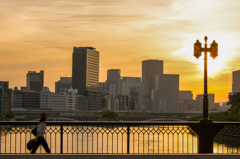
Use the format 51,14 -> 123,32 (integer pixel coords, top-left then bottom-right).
27,115 -> 190,121
0,121 -> 239,155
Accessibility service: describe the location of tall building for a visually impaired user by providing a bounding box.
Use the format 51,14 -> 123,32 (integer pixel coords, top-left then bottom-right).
107,69 -> 121,97
196,94 -> 215,110
0,81 -> 11,112
142,60 -> 163,111
154,74 -> 179,112
118,94 -> 131,111
11,87 -> 23,108
72,47 -> 101,110
55,77 -> 72,94
72,47 -> 99,95
232,70 -> 240,93
99,81 -> 117,97
26,70 -> 44,92
130,88 -> 139,111
121,77 -> 141,95
179,91 -> 193,102
0,82 -> 3,113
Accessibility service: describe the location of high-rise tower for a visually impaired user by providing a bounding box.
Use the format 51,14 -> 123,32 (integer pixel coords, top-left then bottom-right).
107,69 -> 121,97
232,70 -> 240,93
141,60 -> 163,111
72,47 -> 101,110
72,47 -> 99,95
26,70 -> 44,92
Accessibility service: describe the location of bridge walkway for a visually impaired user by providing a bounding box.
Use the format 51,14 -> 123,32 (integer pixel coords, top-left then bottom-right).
0,154 -> 239,159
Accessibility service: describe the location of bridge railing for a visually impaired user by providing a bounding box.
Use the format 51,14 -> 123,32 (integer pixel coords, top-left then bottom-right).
0,121 -> 239,154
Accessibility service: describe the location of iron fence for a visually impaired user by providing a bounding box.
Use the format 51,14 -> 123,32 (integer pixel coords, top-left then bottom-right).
0,121 -> 239,154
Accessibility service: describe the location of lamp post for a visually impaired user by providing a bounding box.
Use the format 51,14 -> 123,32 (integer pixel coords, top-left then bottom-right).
194,36 -> 218,123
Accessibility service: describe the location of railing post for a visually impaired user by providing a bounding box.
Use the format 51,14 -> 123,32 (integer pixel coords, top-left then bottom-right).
60,125 -> 63,154
189,123 -> 223,153
127,124 -> 130,154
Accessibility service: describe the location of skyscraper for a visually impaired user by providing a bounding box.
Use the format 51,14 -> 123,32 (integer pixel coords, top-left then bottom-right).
154,74 -> 179,112
72,47 -> 101,110
72,47 -> 99,95
141,60 -> 163,111
0,82 -> 3,113
107,69 -> 121,96
26,70 -> 44,92
232,70 -> 240,93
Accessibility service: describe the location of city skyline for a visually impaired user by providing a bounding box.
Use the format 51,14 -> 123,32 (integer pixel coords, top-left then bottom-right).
1,0 -> 240,103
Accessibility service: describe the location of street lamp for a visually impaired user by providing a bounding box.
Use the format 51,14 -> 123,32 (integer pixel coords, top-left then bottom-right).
193,36 -> 218,123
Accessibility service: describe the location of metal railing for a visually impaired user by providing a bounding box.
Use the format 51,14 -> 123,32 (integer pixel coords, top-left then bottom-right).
0,121 -> 239,154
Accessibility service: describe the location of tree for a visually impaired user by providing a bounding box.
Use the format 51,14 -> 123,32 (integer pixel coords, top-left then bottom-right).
100,110 -> 118,121
230,103 -> 240,115
5,112 -> 15,118
227,92 -> 240,109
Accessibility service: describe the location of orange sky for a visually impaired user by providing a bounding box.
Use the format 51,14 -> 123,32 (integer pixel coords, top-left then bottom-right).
1,0 -> 240,103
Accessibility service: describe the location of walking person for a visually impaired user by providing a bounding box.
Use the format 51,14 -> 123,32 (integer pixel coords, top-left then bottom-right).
31,112 -> 51,154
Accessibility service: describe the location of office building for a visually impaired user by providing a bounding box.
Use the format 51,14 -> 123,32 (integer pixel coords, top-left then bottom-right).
11,87 -> 40,110
99,81 -> 117,97
130,88 -> 139,111
121,77 -> 141,95
0,82 -> 3,113
83,91 -> 101,110
178,99 -> 201,112
107,69 -> 121,97
142,60 -> 163,111
154,74 -> 179,112
72,47 -> 101,110
118,94 -> 131,111
40,88 -> 79,111
179,91 -> 193,102
11,87 -> 23,108
55,77 -> 72,94
101,93 -> 111,110
72,47 -> 99,94
232,70 -> 240,93
0,81 -> 11,112
27,70 -> 44,92
22,92 -> 40,109
111,98 -> 119,111
196,94 -> 215,110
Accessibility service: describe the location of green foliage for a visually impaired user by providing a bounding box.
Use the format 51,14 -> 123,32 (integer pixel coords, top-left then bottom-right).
5,112 -> 15,118
100,110 -> 118,121
227,92 -> 240,109
16,117 -> 30,121
0,112 -> 15,121
79,112 -> 85,115
230,103 -> 240,115
124,111 -> 130,115
124,111 -> 139,116
188,115 -> 202,121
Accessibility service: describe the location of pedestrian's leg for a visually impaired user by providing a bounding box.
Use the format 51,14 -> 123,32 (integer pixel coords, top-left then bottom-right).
41,137 -> 51,153
31,138 -> 41,154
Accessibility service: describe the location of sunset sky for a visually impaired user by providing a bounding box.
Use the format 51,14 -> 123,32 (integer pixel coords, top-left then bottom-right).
1,0 -> 240,103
